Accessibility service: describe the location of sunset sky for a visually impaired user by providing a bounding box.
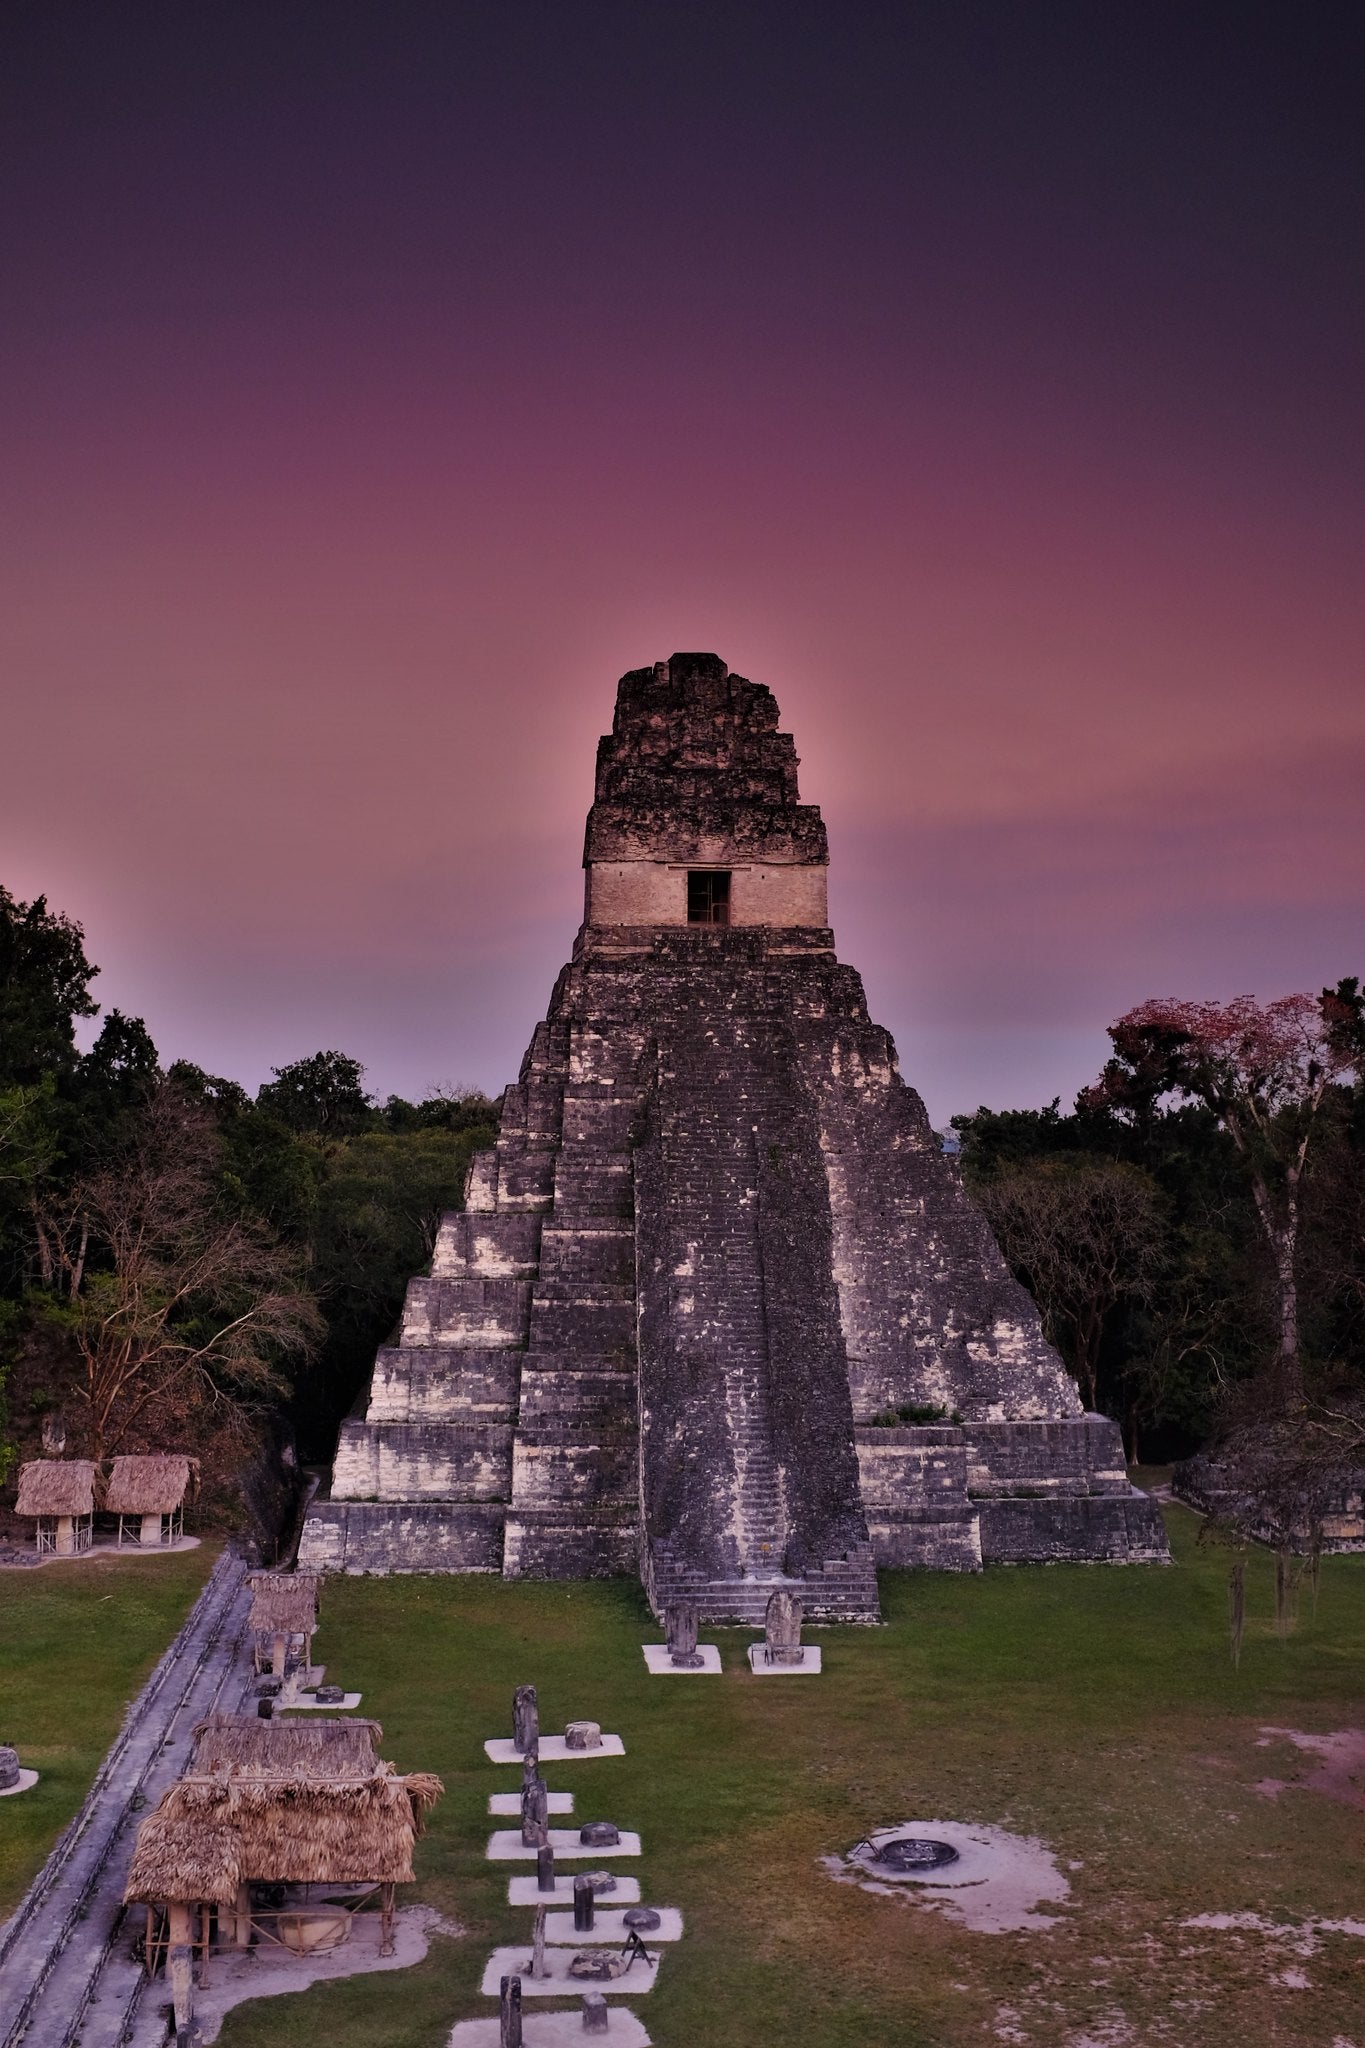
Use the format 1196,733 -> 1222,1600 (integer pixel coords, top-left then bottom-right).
3,3 -> 1361,1123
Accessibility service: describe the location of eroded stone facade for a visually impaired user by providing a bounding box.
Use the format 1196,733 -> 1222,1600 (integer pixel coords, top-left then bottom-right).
301,654 -> 1169,1608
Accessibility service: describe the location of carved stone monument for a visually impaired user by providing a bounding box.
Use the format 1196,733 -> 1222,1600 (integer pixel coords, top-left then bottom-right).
529,1904 -> 549,1980
303,654 -> 1170,1598
512,1685 -> 538,1755
0,1746 -> 20,1792
665,1601 -> 703,1668
763,1589 -> 805,1665
535,1843 -> 556,1894
499,1973 -> 522,2048
520,1774 -> 549,1847
573,1873 -> 595,1932
564,1719 -> 601,1751
569,1952 -> 624,1981
581,1992 -> 609,2034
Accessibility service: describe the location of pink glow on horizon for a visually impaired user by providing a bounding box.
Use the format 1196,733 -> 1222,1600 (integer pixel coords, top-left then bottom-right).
2,8 -> 1361,1121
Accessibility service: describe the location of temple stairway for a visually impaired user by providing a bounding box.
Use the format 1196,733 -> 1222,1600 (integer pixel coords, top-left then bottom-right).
634,979 -> 879,1621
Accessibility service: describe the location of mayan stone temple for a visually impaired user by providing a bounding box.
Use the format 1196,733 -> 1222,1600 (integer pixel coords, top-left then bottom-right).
300,655 -> 1168,1614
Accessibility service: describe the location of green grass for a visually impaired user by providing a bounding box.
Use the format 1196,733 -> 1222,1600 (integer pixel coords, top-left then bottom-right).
205,1504 -> 1365,2047
0,1542 -> 217,1916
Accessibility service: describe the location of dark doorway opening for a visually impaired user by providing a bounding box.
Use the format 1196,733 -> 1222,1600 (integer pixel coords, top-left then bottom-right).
687,870 -> 731,925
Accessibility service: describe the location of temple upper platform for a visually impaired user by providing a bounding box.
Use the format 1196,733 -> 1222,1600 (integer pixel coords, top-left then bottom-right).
582,653 -> 829,929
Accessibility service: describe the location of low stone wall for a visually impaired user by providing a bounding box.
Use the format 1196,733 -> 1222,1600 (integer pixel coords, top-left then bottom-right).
297,1501 -> 507,1573
978,1493 -> 1170,1564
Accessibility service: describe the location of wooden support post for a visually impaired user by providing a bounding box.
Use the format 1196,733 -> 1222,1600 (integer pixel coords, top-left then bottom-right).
144,1904 -> 155,1975
168,1902 -> 195,2033
380,1881 -> 395,1956
198,1903 -> 211,1987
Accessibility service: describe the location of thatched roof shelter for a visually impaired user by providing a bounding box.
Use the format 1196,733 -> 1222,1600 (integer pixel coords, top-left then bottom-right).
14,1460 -> 100,1518
246,1571 -> 320,1637
124,1816 -> 243,1908
122,1767 -> 443,1901
189,1714 -> 382,1779
105,1454 -> 200,1515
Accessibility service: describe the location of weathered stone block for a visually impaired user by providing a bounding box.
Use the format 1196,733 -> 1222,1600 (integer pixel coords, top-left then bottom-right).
331,1419 -> 513,1501
297,1501 -> 506,1573
401,1276 -> 532,1349
978,1493 -> 1170,1564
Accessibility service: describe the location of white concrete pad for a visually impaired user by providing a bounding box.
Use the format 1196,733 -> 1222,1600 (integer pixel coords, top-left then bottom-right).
641,1644 -> 721,1674
508,1874 -> 641,1906
284,1691 -> 363,1711
0,1534 -> 202,1572
0,1770 -> 39,1797
824,1819 -> 1071,1932
747,1644 -> 821,1674
489,1791 -> 573,1815
543,1907 -> 682,1944
186,1906 -> 456,2045
485,1734 -> 625,1763
449,2012 -> 651,2046
487,1829 -> 641,1861
480,1945 -> 660,1996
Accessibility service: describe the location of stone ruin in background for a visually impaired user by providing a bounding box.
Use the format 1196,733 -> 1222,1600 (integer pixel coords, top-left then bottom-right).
301,653 -> 1169,1613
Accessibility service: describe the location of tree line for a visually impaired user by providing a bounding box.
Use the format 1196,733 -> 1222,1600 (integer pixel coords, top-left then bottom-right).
956,984 -> 1365,1481
0,886 -> 496,1520
4,878 -> 1362,1539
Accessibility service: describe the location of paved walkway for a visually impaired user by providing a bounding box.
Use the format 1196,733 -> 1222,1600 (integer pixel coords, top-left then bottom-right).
0,1551 -> 253,2048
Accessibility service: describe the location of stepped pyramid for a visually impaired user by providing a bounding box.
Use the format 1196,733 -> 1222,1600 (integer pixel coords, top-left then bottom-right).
300,655 -> 1169,1613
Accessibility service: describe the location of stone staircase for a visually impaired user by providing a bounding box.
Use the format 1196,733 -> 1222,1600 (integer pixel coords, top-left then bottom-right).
635,969 -> 879,1622
644,1535 -> 880,1625
500,1024 -> 645,1578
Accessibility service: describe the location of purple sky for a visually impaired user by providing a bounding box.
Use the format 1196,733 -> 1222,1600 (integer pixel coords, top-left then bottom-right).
2,3 -> 1361,1122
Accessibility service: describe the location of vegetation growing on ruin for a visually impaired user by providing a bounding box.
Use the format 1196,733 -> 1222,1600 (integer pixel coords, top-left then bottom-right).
866,1402 -> 963,1426
207,1500 -> 1365,2048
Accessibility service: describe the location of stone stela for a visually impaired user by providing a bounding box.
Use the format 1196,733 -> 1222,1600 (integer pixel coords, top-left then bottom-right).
665,1601 -> 703,1667
302,653 -> 1170,1608
512,1684 -> 538,1755
762,1589 -> 804,1665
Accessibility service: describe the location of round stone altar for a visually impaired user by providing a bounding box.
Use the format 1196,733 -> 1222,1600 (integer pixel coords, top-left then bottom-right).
871,1836 -> 959,1873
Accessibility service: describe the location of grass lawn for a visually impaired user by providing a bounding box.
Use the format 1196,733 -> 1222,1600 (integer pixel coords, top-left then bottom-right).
216,1508 -> 1364,2043
0,1542 -> 217,1918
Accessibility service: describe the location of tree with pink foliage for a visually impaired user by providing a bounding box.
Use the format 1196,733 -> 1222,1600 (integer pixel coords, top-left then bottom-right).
1085,983 -> 1363,1407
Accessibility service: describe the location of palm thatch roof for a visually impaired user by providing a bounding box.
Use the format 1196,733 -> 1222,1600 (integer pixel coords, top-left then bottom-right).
246,1571 -> 320,1636
190,1714 -> 383,1778
124,1815 -> 243,1908
104,1454 -> 200,1515
123,1767 -> 444,1900
14,1459 -> 100,1518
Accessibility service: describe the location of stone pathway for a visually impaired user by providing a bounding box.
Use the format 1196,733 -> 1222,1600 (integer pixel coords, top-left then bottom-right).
0,1550 -> 252,2048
